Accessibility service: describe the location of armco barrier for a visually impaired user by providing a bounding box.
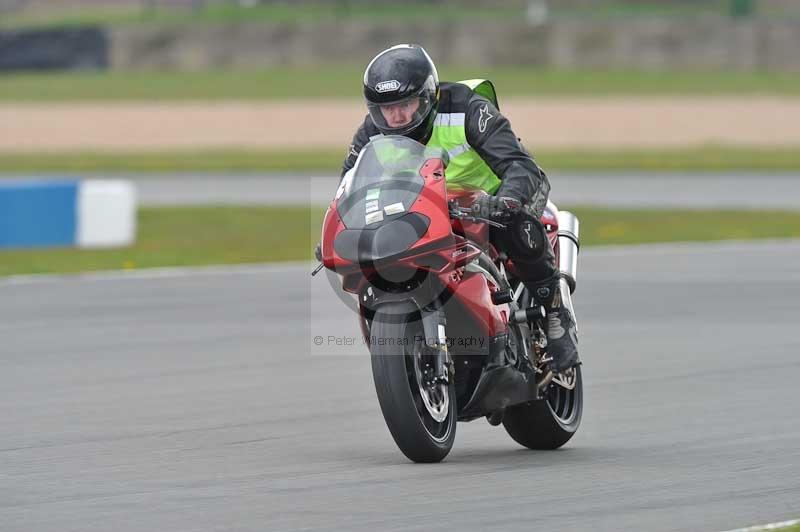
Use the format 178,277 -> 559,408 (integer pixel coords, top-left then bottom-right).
0,180 -> 136,249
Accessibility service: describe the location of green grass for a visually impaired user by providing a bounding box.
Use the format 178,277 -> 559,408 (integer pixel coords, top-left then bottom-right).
1,146 -> 798,174
576,207 -> 800,246
0,3 -> 525,30
0,150 -> 345,174
3,68 -> 800,101
2,205 -> 800,277
727,523 -> 800,532
539,1 -> 798,20
0,206 -> 322,276
3,1 -> 796,30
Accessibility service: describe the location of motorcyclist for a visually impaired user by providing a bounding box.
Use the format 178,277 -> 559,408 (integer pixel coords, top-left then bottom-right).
340,43 -> 578,373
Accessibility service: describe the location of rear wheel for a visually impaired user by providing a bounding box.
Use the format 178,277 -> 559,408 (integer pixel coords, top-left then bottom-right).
370,303 -> 457,463
502,364 -> 583,450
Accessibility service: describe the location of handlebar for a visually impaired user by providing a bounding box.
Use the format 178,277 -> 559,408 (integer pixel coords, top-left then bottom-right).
448,201 -> 507,228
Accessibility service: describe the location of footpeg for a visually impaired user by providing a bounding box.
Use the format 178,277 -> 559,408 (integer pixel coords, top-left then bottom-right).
491,289 -> 513,305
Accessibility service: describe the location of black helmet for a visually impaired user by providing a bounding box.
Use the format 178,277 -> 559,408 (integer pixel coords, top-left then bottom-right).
363,44 -> 439,142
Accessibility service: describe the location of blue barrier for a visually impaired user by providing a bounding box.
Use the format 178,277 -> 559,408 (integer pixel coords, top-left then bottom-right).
0,180 -> 78,248
0,179 -> 135,250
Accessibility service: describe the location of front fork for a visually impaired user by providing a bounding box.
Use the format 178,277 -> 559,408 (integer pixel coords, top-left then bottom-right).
359,284 -> 452,386
420,308 -> 452,385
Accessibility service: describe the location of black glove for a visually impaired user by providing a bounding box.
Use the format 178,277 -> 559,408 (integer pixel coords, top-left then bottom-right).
472,195 -> 522,221
314,242 -> 322,262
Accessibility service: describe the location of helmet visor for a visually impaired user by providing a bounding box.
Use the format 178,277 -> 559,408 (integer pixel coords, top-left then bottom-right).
367,93 -> 434,136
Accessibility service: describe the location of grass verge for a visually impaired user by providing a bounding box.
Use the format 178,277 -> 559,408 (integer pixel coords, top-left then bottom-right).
0,206 -> 320,277
1,146 -> 799,174
0,3 -> 525,29
2,205 -> 800,277
2,2 -> 798,30
726,522 -> 800,532
3,68 -> 800,101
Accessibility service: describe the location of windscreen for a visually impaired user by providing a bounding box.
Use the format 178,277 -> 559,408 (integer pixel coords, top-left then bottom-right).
336,136 -> 440,229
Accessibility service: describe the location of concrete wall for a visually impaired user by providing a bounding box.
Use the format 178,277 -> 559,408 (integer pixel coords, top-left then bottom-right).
2,16 -> 798,72
107,17 -> 800,71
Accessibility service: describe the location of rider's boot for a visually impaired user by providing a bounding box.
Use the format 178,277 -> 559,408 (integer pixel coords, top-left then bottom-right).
527,274 -> 579,374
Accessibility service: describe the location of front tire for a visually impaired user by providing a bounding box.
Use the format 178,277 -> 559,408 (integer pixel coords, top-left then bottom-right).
370,303 -> 457,463
502,365 -> 583,450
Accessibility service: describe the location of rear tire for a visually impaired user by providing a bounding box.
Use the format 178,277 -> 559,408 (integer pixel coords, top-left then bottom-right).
502,365 -> 583,450
370,303 -> 457,463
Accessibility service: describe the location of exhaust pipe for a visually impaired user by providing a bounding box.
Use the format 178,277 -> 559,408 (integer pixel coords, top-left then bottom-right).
556,211 -> 580,294
556,210 -> 580,332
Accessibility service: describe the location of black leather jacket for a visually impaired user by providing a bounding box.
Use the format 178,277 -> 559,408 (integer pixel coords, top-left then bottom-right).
340,81 -> 551,217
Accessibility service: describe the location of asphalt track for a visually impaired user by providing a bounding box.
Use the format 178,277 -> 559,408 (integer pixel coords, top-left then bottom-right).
2,240 -> 799,532
9,172 -> 800,208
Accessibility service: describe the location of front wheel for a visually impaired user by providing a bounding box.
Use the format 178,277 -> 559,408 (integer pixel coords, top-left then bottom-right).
369,303 -> 457,463
502,365 -> 583,449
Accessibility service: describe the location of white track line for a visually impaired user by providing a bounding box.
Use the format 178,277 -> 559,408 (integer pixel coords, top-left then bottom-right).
718,519 -> 800,532
2,239 -> 799,288
0,261 -> 312,287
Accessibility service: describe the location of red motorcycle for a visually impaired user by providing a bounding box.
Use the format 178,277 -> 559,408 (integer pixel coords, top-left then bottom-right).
316,136 -> 582,463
